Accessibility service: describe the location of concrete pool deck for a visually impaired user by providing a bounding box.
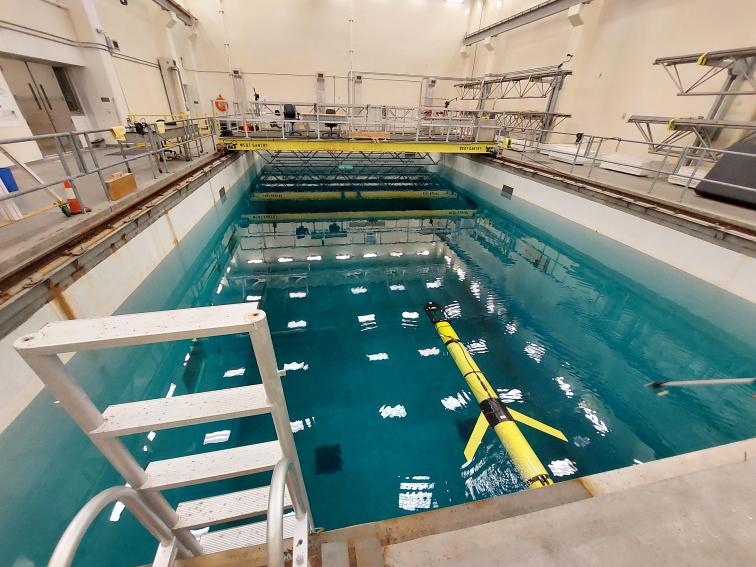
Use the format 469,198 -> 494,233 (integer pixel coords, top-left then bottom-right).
172,438 -> 755,566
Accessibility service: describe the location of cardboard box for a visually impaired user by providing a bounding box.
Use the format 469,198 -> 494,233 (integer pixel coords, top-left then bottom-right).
106,171 -> 137,201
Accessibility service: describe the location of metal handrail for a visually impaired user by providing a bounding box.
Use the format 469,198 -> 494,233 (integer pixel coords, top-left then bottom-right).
267,457 -> 309,567
48,486 -> 188,567
266,458 -> 291,567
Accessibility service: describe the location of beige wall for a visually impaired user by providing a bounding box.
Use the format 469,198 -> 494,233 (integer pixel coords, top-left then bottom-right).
0,0 -> 754,151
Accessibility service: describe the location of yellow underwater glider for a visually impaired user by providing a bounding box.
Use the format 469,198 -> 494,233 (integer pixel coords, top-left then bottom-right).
424,301 -> 568,489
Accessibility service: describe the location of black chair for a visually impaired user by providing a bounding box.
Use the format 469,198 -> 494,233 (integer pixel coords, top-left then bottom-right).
325,108 -> 338,136
283,104 -> 298,135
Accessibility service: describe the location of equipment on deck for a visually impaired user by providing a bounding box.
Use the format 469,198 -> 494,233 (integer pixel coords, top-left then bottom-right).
424,302 -> 567,489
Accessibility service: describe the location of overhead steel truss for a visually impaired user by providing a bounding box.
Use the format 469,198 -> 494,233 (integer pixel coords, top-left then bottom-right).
628,114 -> 756,160
494,111 -> 571,132
253,150 -> 445,191
654,46 -> 756,96
454,67 -> 572,100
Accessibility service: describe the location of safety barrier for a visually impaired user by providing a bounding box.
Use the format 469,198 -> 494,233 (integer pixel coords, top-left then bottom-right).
0,117 -> 217,227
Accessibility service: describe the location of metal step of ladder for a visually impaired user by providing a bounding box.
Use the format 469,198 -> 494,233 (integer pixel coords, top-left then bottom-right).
15,304 -> 311,567
199,514 -> 297,555
90,384 -> 273,438
175,485 -> 292,530
142,441 -> 283,490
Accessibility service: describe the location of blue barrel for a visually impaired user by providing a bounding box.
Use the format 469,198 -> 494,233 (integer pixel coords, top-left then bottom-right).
0,167 -> 18,192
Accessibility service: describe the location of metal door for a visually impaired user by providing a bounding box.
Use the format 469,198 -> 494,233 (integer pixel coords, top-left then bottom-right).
25,61 -> 75,136
0,57 -> 76,155
0,57 -> 57,154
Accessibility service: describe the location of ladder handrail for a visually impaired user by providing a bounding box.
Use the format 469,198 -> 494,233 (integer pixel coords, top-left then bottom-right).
267,458 -> 291,567
48,486 -> 187,567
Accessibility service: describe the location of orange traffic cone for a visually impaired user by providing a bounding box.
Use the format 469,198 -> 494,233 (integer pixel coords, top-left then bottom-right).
63,180 -> 82,214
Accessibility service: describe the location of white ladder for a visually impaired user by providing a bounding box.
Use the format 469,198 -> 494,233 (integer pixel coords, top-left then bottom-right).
14,303 -> 310,566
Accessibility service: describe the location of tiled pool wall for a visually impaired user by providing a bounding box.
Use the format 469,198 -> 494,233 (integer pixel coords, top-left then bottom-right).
441,154 -> 756,337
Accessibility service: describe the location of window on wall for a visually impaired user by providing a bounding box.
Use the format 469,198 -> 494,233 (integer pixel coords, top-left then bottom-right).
52,67 -> 82,114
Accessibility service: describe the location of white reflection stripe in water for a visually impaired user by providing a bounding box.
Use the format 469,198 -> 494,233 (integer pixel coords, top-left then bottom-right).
398,492 -> 434,511
390,251 -> 404,257
466,339 -> 488,354
215,284 -> 223,294
190,527 -> 210,537
291,416 -> 315,433
289,292 -> 307,298
109,500 -> 126,522
416,250 -> 430,256
358,314 -> 376,323
351,286 -> 368,294
367,352 -> 389,361
147,431 -> 156,442
221,367 -> 244,378
389,284 -> 405,291
165,383 -> 176,398
456,268 -> 466,281
418,347 -> 440,357
505,321 -> 518,334
402,311 -> 419,319
379,404 -> 406,418
277,257 -> 293,263
524,342 -> 545,363
247,258 -> 263,264
400,481 -> 434,490
246,295 -> 262,302
554,376 -> 574,398
426,279 -> 442,289
441,392 -> 470,411
306,255 -> 322,261
203,430 -> 231,445
497,388 -> 523,403
363,252 -> 378,258
445,301 -> 462,319
287,320 -> 307,329
283,362 -> 309,371
579,402 -> 609,435
548,459 -> 578,477
223,368 -> 245,378
336,254 -> 351,260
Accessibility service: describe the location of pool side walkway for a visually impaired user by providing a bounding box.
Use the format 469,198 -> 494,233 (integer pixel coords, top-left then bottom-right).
384,447 -> 755,566
0,147 -> 219,285
172,438 -> 754,566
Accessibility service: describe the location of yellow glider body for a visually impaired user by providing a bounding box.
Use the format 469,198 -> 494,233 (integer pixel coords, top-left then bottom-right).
424,302 -> 567,489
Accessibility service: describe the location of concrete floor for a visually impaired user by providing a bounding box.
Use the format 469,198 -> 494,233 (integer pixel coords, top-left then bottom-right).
0,142 -> 214,279
384,458 -> 756,567
498,148 -> 756,230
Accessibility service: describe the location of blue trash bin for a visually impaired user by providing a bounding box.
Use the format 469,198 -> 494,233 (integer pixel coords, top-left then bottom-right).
0,167 -> 18,192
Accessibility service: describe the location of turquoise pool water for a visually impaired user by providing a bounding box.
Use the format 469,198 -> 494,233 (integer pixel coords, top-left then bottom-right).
1,166 -> 755,566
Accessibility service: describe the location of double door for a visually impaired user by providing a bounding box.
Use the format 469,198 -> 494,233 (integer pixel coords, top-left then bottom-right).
0,57 -> 76,154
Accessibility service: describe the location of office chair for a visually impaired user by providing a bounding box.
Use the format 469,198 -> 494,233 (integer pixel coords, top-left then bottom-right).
283,103 -> 299,135
325,108 -> 338,136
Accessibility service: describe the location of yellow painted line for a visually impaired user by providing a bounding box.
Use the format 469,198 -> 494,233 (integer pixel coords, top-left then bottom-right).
250,190 -> 455,201
242,209 -> 475,222
220,138 -> 491,153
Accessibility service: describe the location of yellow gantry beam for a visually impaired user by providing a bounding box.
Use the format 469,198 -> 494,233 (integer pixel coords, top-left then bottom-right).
242,209 -> 475,222
220,137 -> 492,153
424,302 -> 567,489
250,190 -> 455,201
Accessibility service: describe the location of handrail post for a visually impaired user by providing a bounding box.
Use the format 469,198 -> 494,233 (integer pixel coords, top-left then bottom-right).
246,312 -> 313,524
